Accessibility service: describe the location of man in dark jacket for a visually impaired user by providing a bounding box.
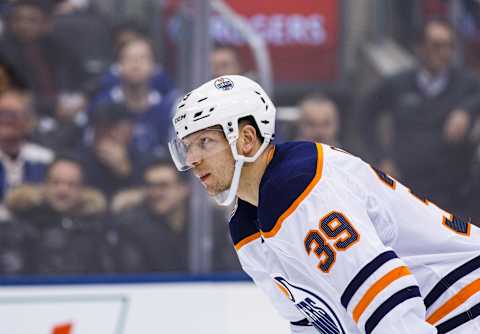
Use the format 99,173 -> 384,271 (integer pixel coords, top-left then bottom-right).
5,156 -> 109,275
111,159 -> 240,273
359,17 -> 480,214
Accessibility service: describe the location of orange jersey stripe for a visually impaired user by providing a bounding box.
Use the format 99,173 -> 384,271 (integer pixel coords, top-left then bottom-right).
262,143 -> 324,239
427,279 -> 480,325
234,232 -> 261,251
276,282 -> 290,299
352,266 -> 411,322
266,145 -> 276,164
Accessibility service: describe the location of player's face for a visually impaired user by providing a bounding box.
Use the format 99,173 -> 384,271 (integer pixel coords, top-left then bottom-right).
183,128 -> 234,196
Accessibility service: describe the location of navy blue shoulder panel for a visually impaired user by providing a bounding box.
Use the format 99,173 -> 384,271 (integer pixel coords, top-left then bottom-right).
258,141 -> 319,233
229,199 -> 260,246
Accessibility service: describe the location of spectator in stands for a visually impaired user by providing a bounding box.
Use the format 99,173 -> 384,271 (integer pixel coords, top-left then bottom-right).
96,21 -> 174,97
51,0 -> 112,86
109,159 -> 190,272
33,92 -> 88,153
0,89 -> 53,202
110,159 -> 240,273
210,44 -> 243,78
296,93 -> 341,146
5,156 -> 109,275
0,0 -> 86,116
90,37 -> 176,155
80,103 -> 149,199
0,53 -> 84,158
359,17 -> 480,214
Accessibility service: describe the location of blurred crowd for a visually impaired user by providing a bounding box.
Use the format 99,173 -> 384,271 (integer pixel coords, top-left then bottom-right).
0,0 -> 241,276
0,0 -> 480,277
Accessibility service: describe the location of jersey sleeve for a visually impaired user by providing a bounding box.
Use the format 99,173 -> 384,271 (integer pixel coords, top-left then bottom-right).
229,200 -> 307,328
259,153 -> 437,334
244,260 -> 307,324
241,256 -> 317,333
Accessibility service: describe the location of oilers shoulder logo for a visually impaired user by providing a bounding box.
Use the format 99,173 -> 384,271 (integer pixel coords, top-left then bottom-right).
274,277 -> 345,334
214,77 -> 234,91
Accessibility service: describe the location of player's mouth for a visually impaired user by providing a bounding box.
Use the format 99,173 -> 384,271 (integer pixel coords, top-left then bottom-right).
200,173 -> 210,183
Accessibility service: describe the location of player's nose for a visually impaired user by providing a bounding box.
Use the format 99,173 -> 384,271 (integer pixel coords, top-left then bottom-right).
185,148 -> 202,167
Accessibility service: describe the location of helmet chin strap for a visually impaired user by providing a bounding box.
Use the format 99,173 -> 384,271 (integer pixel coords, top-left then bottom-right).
214,158 -> 244,206
214,135 -> 272,206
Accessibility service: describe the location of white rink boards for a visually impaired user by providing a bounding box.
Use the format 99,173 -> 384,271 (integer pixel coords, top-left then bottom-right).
0,280 -> 289,334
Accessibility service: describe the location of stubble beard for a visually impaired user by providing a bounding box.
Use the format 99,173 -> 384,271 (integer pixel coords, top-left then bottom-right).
207,167 -> 233,196
207,177 -> 230,196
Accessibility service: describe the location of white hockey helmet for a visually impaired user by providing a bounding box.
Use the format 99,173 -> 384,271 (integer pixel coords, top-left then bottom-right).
168,75 -> 276,206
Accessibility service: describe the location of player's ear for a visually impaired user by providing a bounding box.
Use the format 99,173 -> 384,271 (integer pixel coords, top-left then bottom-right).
238,124 -> 257,157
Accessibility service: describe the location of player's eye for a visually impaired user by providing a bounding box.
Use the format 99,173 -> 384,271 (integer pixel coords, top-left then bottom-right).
199,137 -> 213,149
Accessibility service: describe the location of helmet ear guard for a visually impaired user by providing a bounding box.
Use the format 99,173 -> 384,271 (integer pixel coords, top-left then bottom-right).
169,75 -> 276,206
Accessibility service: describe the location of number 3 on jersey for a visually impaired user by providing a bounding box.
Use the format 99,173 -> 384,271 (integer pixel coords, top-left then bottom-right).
304,211 -> 360,273
370,166 -> 472,237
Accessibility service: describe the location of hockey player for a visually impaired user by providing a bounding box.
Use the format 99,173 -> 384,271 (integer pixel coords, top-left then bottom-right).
169,75 -> 480,334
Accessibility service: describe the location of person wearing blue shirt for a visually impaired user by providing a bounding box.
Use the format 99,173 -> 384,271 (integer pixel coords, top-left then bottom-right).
89,37 -> 177,156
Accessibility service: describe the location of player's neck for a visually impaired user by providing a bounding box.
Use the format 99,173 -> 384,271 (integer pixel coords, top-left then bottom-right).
237,144 -> 274,207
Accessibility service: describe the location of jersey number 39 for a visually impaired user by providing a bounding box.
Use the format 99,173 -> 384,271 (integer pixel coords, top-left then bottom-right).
304,211 -> 360,273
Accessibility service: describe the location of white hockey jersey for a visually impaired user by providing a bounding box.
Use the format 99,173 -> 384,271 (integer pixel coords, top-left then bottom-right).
228,141 -> 480,334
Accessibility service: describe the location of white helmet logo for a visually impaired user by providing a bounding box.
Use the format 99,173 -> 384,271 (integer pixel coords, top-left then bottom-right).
214,77 -> 234,91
